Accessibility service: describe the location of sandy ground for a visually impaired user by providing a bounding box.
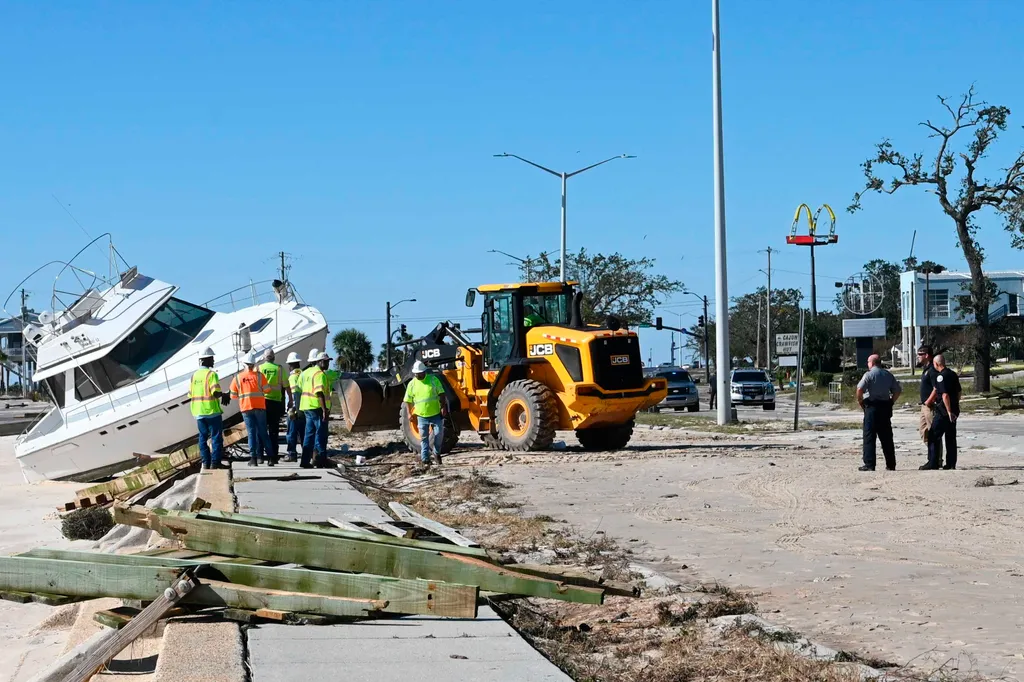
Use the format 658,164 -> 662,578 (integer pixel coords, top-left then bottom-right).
461,410 -> 1024,680
0,435 -> 86,681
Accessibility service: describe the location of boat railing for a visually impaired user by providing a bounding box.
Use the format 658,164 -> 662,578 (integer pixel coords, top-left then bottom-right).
202,280 -> 302,313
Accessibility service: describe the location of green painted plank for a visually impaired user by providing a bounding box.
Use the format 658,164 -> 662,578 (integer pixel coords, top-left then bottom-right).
20,548 -> 478,618
0,557 -> 385,619
114,507 -> 604,604
194,509 -> 489,559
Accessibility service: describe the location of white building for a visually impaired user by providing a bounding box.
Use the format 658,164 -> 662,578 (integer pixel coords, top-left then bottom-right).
899,270 -> 1024,365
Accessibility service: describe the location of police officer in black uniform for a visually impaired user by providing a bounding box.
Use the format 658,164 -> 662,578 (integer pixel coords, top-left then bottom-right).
856,354 -> 902,471
924,354 -> 961,470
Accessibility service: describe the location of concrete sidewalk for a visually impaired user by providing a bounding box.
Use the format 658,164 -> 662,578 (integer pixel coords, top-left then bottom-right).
233,459 -> 571,682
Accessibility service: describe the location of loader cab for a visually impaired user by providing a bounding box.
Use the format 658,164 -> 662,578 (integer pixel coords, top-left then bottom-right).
467,282 -> 576,370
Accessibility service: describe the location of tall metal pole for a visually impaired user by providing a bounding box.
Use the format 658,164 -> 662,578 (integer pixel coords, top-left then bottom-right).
924,271 -> 931,344
560,173 -> 568,282
702,296 -> 710,385
809,243 -> 817,319
794,308 -> 805,431
712,0 -> 732,424
755,296 -> 762,368
279,251 -> 287,282
385,301 -> 392,371
765,247 -> 772,370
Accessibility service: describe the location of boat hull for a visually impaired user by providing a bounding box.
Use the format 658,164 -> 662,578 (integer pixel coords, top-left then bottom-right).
15,333 -> 326,483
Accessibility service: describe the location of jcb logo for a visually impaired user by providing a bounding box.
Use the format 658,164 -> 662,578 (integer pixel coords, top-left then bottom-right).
529,343 -> 554,357
610,354 -> 630,366
421,348 -> 441,359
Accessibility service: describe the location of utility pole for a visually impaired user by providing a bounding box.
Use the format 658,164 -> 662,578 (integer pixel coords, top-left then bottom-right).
670,332 -> 676,366
19,288 -> 28,395
385,299 -> 416,371
712,0 -> 733,424
702,296 -> 710,385
762,247 -> 772,370
279,251 -> 287,282
810,243 -> 817,319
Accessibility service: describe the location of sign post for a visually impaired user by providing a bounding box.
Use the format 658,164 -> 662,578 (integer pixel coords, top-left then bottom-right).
793,310 -> 805,432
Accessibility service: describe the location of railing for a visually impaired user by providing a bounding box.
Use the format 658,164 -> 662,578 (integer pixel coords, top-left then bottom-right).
989,304 -> 1009,324
202,280 -> 303,313
828,381 -> 843,405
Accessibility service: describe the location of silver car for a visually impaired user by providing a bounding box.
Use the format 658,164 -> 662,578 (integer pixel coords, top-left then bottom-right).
650,368 -> 700,412
729,368 -> 776,410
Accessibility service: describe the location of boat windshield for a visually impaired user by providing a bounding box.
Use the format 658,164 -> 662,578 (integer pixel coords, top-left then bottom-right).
72,297 -> 214,401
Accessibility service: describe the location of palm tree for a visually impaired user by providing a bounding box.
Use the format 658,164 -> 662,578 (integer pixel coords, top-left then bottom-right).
332,328 -> 373,372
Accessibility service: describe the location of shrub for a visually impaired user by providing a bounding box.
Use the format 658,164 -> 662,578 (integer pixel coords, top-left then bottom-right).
841,368 -> 861,387
60,507 -> 114,540
812,372 -> 834,389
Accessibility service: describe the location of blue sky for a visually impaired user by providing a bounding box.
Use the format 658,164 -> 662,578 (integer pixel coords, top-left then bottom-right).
2,0 -> 1022,366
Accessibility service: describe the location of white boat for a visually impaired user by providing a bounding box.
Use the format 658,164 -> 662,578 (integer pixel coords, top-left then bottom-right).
8,235 -> 327,482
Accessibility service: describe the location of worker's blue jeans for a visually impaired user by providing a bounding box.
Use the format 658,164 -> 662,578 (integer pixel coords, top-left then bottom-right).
196,415 -> 224,467
242,409 -> 272,463
286,409 -> 305,455
417,414 -> 444,463
302,409 -> 325,467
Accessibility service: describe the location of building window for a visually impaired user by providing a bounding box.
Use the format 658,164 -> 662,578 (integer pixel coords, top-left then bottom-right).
1010,293 -> 1019,316
927,289 -> 950,319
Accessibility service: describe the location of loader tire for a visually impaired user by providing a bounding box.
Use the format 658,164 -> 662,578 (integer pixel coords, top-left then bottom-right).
400,408 -> 460,455
495,380 -> 558,452
576,419 -> 635,451
480,433 -> 502,450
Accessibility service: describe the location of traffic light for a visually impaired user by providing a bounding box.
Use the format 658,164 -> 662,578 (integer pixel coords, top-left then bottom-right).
655,317 -> 663,330
400,324 -> 408,336
698,315 -> 705,327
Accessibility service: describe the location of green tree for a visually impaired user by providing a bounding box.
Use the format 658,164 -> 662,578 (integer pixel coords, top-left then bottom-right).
682,288 -> 802,365
850,87 -> 1024,391
332,328 -> 373,372
802,312 -> 843,373
527,249 -> 683,326
377,330 -> 415,369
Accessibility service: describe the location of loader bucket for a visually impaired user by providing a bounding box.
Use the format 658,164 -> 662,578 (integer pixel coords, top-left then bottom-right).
339,374 -> 405,432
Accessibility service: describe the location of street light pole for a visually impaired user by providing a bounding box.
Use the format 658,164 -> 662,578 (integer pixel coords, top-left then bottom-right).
494,153 -> 635,282
712,0 -> 733,424
488,249 -> 535,282
385,298 -> 416,371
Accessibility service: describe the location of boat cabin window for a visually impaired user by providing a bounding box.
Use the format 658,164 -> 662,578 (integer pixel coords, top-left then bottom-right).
74,357 -> 139,401
44,373 -> 66,409
192,329 -> 214,345
248,318 -> 273,334
108,298 -> 214,378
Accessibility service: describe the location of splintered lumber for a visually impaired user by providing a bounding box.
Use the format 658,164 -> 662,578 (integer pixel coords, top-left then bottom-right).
93,605 -> 191,630
0,590 -> 82,606
506,564 -> 641,598
388,501 -> 481,547
194,508 -> 490,558
21,548 -> 478,618
0,556 -> 391,618
63,570 -> 196,682
62,423 -> 248,511
114,506 -> 605,604
335,512 -> 409,538
326,517 -> 373,534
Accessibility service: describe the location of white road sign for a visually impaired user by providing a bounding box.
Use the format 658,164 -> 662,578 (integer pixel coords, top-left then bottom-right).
778,355 -> 798,367
842,317 -> 886,338
775,333 -> 799,355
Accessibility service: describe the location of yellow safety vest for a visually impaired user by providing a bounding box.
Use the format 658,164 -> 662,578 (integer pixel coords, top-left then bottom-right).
288,368 -> 302,397
404,375 -> 444,418
323,369 -> 339,410
299,367 -> 326,411
188,368 -> 222,417
259,362 -> 284,402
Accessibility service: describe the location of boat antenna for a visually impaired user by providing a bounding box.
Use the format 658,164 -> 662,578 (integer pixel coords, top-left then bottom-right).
51,194 -> 111,275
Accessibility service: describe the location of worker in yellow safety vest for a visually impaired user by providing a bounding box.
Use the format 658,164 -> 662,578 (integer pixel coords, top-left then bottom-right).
299,348 -> 329,468
231,351 -> 273,467
188,347 -> 230,469
404,359 -> 449,466
284,351 -> 304,462
258,348 -> 286,465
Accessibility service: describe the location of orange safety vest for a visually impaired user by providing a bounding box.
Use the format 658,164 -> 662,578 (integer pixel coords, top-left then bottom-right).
230,369 -> 270,412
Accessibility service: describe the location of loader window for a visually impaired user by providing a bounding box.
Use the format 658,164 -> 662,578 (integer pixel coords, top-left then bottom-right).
485,293 -> 515,369
523,294 -> 570,326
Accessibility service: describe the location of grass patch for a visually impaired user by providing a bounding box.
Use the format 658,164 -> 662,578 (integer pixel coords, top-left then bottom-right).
636,412 -> 859,433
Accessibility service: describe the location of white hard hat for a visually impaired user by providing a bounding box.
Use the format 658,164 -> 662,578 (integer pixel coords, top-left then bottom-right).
412,360 -> 427,374
317,351 -> 332,362
244,351 -> 259,365
286,352 -> 301,364
307,348 -> 320,363
199,347 -> 215,360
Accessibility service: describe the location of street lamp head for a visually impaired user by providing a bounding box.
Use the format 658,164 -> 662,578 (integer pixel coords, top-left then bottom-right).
622,154 -> 637,159
493,153 -> 510,158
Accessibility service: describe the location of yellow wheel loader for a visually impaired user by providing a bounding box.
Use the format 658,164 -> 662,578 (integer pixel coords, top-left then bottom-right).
339,281 -> 667,454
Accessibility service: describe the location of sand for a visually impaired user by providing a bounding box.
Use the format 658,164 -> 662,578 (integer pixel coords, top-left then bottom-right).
474,410 -> 1024,680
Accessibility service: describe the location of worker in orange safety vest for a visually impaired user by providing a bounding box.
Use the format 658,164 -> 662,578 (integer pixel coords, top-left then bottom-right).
231,351 -> 273,466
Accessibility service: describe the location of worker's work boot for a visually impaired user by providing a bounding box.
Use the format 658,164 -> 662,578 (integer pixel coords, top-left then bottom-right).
247,458 -> 258,467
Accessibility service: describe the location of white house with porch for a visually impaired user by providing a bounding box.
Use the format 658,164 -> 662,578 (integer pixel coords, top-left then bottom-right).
898,270 -> 1024,366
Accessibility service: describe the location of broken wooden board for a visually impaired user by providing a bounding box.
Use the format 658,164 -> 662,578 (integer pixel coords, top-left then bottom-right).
92,605 -> 192,630
61,423 -> 248,512
193,508 -> 490,558
0,556 -> 392,618
388,501 -> 480,547
221,607 -> 337,626
114,506 -> 604,604
21,548 -> 478,618
335,512 -> 409,538
326,517 -> 373,534
0,590 -> 83,606
64,570 -> 196,682
506,563 -> 641,598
